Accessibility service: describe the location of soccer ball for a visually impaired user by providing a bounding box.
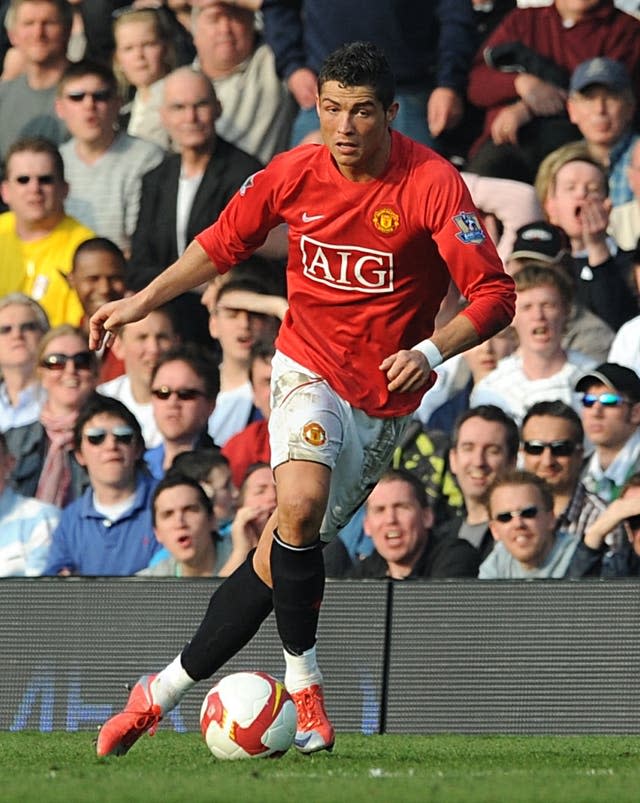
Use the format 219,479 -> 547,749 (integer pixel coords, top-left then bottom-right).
200,671 -> 297,760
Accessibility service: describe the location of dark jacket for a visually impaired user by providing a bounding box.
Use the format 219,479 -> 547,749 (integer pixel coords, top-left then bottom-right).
128,137 -> 263,286
346,531 -> 480,580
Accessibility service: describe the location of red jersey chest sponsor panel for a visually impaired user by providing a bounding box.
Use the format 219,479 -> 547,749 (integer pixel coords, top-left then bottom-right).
197,132 -> 514,417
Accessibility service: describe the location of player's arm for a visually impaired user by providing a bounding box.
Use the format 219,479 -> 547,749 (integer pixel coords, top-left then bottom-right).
381,314 -> 480,394
89,239 -> 217,351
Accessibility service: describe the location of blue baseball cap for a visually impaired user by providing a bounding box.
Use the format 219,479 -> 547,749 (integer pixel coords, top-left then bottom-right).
569,58 -> 631,94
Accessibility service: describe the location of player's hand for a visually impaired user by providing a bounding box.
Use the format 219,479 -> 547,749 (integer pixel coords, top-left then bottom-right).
380,349 -> 432,393
88,295 -> 149,352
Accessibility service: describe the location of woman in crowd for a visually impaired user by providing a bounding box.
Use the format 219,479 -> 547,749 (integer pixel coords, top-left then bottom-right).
4,324 -> 99,506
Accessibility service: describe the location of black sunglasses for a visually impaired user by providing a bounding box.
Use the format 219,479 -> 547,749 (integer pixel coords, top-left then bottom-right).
582,392 -> 628,408
0,321 -> 41,335
14,174 -> 55,186
626,515 -> 640,532
40,351 -> 94,371
494,505 -> 539,524
522,439 -> 578,457
84,425 -> 135,446
65,89 -> 112,103
151,386 -> 206,401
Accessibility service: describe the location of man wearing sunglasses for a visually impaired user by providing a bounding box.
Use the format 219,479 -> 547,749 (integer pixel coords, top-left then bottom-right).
479,469 -> 579,579
0,135 -> 94,327
520,400 -> 620,546
54,59 -> 164,256
145,344 -> 219,479
576,363 -> 640,503
43,393 -> 162,576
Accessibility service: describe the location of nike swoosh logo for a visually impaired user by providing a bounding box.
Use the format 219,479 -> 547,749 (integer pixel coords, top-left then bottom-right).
294,733 -> 314,747
302,212 -> 324,222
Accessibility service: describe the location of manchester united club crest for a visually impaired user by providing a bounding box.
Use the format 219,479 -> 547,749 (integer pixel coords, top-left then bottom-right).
302,421 -> 327,447
372,206 -> 400,235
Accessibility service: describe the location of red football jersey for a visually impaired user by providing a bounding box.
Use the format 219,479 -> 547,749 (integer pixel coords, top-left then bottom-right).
196,131 -> 515,417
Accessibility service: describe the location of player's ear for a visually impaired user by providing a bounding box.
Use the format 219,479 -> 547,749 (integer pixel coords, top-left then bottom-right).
386,102 -> 399,125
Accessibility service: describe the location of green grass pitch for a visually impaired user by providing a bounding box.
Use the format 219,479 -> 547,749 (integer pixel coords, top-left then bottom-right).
3,732 -> 640,802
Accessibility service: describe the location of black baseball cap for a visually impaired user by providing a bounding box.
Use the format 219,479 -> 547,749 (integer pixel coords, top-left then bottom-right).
510,222 -> 570,263
575,363 -> 640,402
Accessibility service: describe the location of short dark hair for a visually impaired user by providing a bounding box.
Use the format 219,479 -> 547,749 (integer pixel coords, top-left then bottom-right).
151,343 -> 220,400
58,59 -> 118,96
513,262 -> 574,309
168,448 -> 228,483
369,468 -> 428,509
151,473 -> 213,526
249,338 -> 275,383
452,405 -> 520,462
73,392 -> 144,452
522,400 -> 584,443
215,277 -> 273,306
486,469 -> 555,516
4,136 -> 65,183
72,237 -> 126,272
318,41 -> 396,111
239,461 -> 272,503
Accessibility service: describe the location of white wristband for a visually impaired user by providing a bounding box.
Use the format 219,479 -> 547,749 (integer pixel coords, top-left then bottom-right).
411,338 -> 443,368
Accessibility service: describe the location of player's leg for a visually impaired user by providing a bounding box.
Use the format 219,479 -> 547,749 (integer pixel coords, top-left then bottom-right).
252,459 -> 334,753
96,547 -> 275,757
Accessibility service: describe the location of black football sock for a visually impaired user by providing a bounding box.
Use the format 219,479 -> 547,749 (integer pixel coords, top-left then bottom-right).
270,530 -> 325,656
181,551 -> 273,680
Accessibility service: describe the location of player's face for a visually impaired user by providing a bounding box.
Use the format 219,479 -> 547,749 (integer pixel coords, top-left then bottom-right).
489,484 -> 556,570
151,360 -> 214,442
580,382 -> 640,451
10,1 -> 68,66
38,332 -> 97,412
568,86 -> 635,149
317,81 -> 398,182
521,415 -> 583,495
55,74 -> 120,145
114,311 -> 177,386
364,479 -> 432,571
450,418 -> 514,504
161,72 -> 219,150
153,484 -> 215,564
115,19 -> 167,90
513,284 -> 567,359
0,303 -> 45,370
70,250 -> 126,320
544,160 -> 607,238
76,412 -> 141,489
1,151 -> 66,225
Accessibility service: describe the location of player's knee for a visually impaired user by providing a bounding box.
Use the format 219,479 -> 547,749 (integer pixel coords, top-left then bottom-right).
276,495 -> 324,546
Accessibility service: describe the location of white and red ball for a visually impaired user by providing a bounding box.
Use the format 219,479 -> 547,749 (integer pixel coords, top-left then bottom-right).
200,671 -> 297,760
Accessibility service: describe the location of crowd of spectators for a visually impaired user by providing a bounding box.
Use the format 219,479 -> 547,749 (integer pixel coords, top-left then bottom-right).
1,0 -> 640,582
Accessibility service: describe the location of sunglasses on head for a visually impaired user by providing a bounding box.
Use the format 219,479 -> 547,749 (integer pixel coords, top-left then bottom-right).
582,392 -> 628,408
14,174 -> 55,186
493,505 -> 539,524
522,439 -> 577,457
40,351 -> 94,371
84,425 -> 135,446
151,386 -> 206,401
0,321 -> 41,336
65,89 -> 113,103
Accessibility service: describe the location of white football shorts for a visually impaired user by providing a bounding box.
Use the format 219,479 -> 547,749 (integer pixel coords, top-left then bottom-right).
269,350 -> 411,542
